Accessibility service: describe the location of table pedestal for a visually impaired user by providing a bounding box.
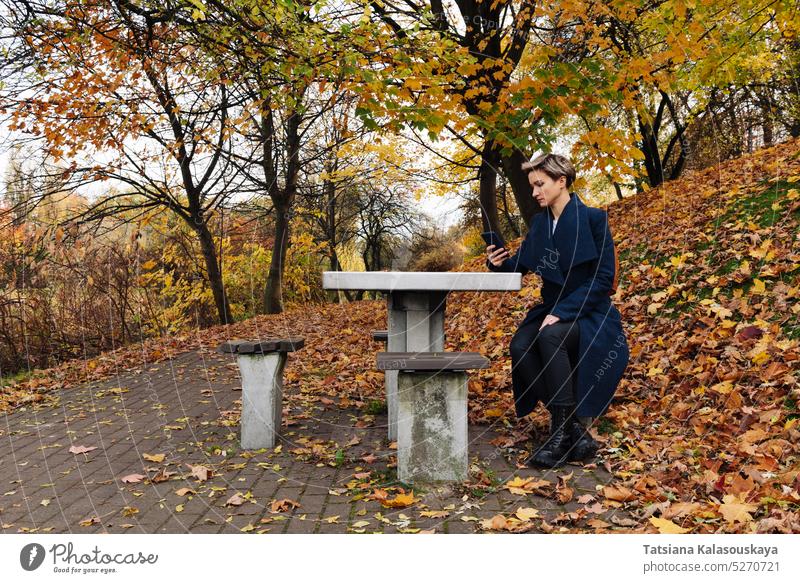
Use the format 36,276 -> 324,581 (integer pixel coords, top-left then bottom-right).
385,291 -> 446,441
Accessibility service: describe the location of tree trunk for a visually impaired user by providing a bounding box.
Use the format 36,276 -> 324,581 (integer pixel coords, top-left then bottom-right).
194,221 -> 233,325
478,141 -> 501,233
261,106 -> 302,315
263,202 -> 289,314
500,146 -> 538,227
638,117 -> 664,187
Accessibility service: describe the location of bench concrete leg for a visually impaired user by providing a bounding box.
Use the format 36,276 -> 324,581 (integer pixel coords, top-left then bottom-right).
396,371 -> 467,484
387,291 -> 447,442
236,352 -> 286,449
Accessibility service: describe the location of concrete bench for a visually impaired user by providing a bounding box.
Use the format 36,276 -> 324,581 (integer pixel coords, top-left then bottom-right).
218,337 -> 304,449
371,330 -> 388,343
376,351 -> 489,484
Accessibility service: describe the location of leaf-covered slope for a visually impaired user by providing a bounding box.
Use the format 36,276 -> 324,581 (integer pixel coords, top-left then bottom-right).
444,136 -> 800,532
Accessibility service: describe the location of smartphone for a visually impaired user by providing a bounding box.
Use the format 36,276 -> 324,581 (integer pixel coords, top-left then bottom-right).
481,230 -> 506,251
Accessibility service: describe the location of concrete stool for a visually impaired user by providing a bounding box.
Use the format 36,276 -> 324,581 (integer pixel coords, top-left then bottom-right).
376,351 -> 489,484
218,337 -> 304,449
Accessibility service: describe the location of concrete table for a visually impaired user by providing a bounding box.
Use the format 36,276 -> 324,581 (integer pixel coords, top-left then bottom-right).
322,271 -> 522,440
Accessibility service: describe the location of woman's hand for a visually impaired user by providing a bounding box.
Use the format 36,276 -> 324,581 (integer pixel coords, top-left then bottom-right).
486,244 -> 510,267
539,314 -> 561,329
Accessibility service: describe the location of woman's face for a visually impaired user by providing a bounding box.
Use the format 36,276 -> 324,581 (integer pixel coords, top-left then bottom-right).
528,170 -> 566,207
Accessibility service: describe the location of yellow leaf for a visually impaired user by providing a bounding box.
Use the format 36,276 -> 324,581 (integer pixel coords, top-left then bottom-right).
143,453 -> 165,463
79,516 -> 99,527
718,495 -> 757,524
381,491 -> 418,508
420,510 -> 449,519
751,279 -> 766,295
121,506 -> 139,517
649,516 -> 689,534
323,515 -> 340,524
710,381 -> 734,394
515,507 -> 540,521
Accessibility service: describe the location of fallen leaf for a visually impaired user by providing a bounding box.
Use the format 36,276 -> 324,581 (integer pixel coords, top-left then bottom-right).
226,493 -> 245,506
79,516 -> 99,527
120,474 -> 146,484
381,491 -> 418,508
270,499 -> 300,513
69,445 -> 97,455
187,464 -> 211,482
556,472 -> 574,504
602,485 -> 636,502
649,516 -> 690,534
420,510 -> 450,519
143,453 -> 165,463
175,488 -> 195,497
719,495 -> 757,524
150,468 -> 175,483
515,507 -> 540,521
504,476 -> 552,495
480,514 -> 508,530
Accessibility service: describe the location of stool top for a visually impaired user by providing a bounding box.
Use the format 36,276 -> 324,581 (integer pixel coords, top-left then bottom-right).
371,330 -> 389,342
376,351 -> 489,371
218,337 -> 305,355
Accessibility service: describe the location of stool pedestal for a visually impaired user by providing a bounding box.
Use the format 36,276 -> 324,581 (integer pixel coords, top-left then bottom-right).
397,371 -> 468,483
237,352 -> 286,449
218,337 -> 304,451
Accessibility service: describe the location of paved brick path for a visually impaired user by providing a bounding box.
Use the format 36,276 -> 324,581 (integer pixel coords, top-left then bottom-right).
0,349 -> 636,533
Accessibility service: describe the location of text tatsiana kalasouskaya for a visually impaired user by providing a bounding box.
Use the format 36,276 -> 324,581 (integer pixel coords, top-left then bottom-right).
643,544 -> 778,558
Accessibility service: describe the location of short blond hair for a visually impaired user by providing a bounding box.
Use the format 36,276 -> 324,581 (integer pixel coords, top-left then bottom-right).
521,153 -> 576,188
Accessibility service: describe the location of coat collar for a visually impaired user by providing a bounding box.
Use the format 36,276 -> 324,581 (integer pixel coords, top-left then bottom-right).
526,191 -> 599,284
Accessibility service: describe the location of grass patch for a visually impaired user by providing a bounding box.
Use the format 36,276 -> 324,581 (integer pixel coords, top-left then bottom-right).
596,417 -> 617,435
716,179 -> 793,229
364,399 -> 387,415
0,369 -> 36,387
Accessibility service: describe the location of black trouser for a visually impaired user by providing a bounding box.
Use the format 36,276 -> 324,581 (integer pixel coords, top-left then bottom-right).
510,320 -> 580,408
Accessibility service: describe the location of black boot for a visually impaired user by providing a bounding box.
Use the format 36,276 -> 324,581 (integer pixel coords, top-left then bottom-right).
527,405 -> 574,469
567,415 -> 599,462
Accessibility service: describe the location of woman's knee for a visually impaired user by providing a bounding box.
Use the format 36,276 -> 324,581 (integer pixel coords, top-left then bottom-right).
510,329 -> 538,358
537,323 -> 568,345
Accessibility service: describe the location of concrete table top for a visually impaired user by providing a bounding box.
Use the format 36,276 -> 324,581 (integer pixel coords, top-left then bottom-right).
322,271 -> 521,292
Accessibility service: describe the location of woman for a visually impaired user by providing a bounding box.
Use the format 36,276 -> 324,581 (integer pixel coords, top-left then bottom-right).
485,153 -> 629,469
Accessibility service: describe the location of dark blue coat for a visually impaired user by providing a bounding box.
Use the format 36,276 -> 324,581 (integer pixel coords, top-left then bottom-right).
486,192 -> 629,418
